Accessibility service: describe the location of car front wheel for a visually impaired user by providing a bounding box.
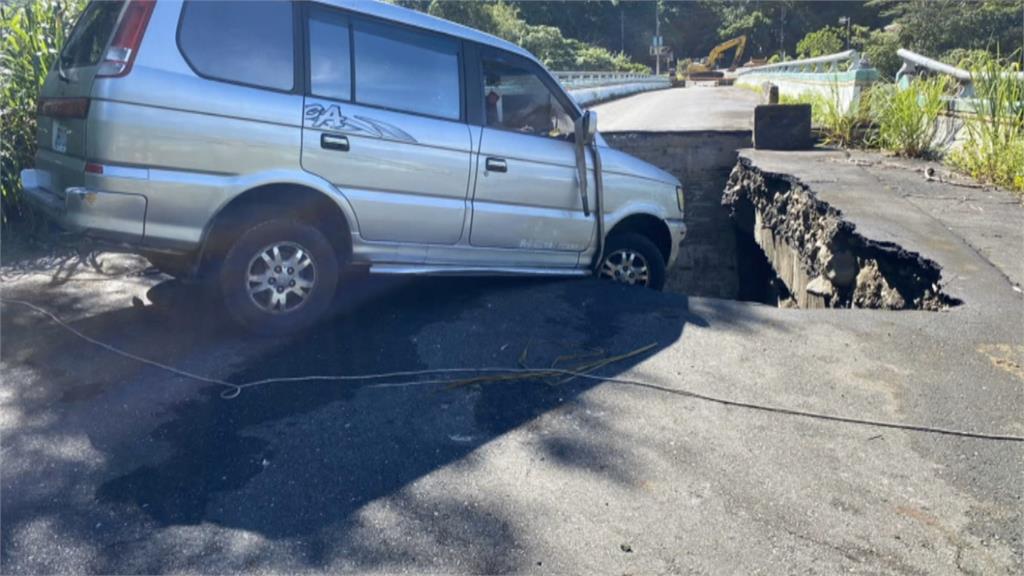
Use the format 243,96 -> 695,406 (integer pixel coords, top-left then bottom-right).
598,233 -> 667,291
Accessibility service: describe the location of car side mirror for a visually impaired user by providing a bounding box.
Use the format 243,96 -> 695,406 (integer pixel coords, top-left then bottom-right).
575,110 -> 597,145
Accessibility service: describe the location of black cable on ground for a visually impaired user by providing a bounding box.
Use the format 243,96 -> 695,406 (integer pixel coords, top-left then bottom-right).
3,297 -> 1022,443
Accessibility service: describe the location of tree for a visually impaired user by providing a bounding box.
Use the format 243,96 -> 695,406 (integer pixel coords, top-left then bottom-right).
419,0 -> 648,72
710,2 -> 778,57
864,29 -> 902,79
796,26 -> 844,57
871,0 -> 1024,61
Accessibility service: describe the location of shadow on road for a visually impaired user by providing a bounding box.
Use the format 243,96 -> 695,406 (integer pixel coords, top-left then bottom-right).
4,273 -> 715,571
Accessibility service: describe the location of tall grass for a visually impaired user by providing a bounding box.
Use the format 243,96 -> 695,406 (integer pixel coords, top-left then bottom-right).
947,55 -> 1024,196
1,0 -> 83,225
779,82 -> 868,147
868,76 -> 951,158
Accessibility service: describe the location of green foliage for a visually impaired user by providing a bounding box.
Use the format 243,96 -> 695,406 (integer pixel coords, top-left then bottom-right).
796,26 -> 844,58
714,5 -> 773,56
868,76 -> 951,157
941,48 -> 997,69
1,0 -> 84,224
947,54 -> 1024,195
424,0 -> 647,72
698,0 -> 888,59
408,1 -> 1020,75
797,24 -> 873,59
779,85 -> 869,148
871,0 -> 1024,62
864,28 -> 901,80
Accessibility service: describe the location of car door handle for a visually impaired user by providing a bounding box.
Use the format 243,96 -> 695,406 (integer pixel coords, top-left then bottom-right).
321,134 -> 349,151
485,157 -> 507,173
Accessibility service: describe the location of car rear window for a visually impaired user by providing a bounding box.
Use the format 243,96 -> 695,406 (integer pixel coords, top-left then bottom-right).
60,1 -> 125,69
178,1 -> 294,91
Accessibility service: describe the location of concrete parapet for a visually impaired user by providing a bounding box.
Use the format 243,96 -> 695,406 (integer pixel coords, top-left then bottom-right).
569,80 -> 672,106
735,68 -> 880,113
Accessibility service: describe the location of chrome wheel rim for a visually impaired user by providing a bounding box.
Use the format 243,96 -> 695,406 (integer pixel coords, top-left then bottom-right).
599,249 -> 650,287
246,242 -> 317,314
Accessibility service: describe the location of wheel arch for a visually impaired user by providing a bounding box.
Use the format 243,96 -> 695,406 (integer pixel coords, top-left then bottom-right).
196,182 -> 354,277
605,212 -> 672,265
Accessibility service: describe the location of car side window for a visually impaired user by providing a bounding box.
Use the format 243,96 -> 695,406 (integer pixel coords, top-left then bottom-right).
178,1 -> 294,91
353,19 -> 461,120
481,56 -> 574,139
308,8 -> 351,101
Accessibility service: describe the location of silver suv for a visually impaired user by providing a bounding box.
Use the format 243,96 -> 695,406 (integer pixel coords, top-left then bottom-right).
23,0 -> 686,333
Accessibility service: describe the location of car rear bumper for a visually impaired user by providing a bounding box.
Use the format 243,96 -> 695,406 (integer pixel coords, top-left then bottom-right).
21,168 -> 148,245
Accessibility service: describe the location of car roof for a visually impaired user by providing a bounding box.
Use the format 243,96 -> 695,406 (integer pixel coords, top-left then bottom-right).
323,0 -> 538,64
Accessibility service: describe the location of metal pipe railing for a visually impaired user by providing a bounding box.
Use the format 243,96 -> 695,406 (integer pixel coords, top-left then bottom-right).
895,48 -> 1024,84
553,71 -> 667,89
895,49 -> 972,82
736,50 -> 864,75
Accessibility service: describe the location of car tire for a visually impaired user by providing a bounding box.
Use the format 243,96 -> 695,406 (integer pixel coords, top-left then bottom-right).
598,233 -> 667,291
219,218 -> 339,335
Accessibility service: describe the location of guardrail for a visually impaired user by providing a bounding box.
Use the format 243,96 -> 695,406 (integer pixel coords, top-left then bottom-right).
895,48 -> 1024,98
733,50 -> 879,113
893,48 -> 1023,149
553,71 -> 666,89
554,70 -> 671,106
736,50 -> 868,75
895,49 -> 972,84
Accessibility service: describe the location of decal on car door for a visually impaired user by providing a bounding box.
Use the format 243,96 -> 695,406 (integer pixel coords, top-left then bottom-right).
303,103 -> 417,143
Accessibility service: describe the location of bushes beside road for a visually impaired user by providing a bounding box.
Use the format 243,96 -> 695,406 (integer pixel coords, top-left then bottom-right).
0,0 -> 83,225
778,54 -> 1023,197
947,56 -> 1024,194
869,76 -> 951,158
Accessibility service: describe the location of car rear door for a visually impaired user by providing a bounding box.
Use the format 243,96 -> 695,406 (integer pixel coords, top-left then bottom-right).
34,1 -> 127,198
468,49 -> 595,254
299,7 -> 473,246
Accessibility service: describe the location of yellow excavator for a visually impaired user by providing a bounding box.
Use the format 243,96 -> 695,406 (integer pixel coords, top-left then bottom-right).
681,35 -> 747,82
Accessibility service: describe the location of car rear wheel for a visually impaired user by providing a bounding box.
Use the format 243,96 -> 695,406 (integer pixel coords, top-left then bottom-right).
220,218 -> 339,334
598,233 -> 666,291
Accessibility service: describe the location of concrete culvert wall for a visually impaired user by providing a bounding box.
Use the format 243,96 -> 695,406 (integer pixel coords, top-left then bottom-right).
604,131 -> 752,299
723,158 -> 959,310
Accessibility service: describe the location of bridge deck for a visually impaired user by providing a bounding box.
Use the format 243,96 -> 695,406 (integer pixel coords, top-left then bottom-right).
591,86 -> 760,132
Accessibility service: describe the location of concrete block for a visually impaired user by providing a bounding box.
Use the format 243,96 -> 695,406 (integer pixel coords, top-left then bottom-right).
753,104 -> 812,151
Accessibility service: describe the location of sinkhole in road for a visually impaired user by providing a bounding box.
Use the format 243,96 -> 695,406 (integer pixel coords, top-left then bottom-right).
604,131 -> 959,310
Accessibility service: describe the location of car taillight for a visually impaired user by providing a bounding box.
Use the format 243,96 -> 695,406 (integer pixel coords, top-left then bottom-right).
37,97 -> 91,119
96,0 -> 156,78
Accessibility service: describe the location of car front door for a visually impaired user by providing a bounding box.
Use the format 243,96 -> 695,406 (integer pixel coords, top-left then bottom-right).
300,7 -> 472,246
469,50 -> 595,254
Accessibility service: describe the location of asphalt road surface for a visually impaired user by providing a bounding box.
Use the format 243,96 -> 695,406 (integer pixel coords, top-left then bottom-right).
592,86 -> 760,132
2,88 -> 1022,574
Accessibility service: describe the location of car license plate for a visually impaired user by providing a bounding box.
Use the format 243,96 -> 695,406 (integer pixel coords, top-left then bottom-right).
53,123 -> 69,154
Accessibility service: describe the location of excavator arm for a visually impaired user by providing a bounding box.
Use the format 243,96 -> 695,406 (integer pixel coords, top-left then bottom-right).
681,34 -> 748,81
707,35 -> 747,71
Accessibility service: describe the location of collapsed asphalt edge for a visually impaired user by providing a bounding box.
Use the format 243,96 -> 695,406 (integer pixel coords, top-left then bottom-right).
723,157 -> 960,310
